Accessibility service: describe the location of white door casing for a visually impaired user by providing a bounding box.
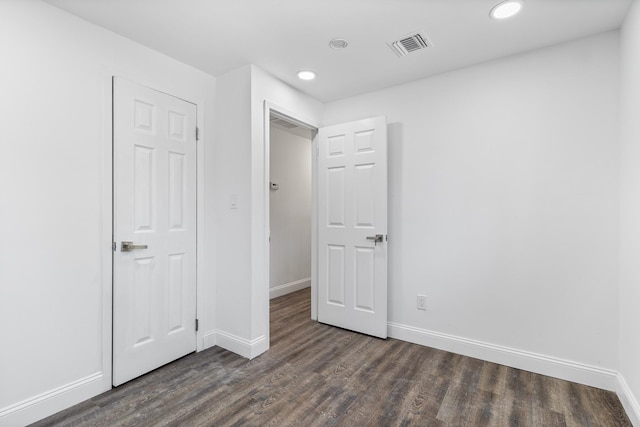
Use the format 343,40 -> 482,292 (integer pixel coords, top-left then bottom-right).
317,116 -> 388,338
113,78 -> 197,386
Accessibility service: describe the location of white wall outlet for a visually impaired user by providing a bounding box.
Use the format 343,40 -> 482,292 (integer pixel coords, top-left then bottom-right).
417,295 -> 427,311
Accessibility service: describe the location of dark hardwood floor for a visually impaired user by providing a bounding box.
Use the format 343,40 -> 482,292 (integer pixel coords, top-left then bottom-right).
32,288 -> 631,426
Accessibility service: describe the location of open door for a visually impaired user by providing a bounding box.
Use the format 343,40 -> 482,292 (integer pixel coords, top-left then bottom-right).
317,116 -> 388,338
112,78 -> 197,386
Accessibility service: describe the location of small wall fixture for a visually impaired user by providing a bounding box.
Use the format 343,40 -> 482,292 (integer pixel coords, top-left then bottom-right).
490,0 -> 522,19
297,70 -> 316,81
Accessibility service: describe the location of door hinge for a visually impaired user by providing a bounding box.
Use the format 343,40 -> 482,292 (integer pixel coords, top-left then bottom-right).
112,242 -> 116,251
195,318 -> 199,332
195,126 -> 200,141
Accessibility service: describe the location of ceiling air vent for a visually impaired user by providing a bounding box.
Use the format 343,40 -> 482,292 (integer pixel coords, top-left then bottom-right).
388,32 -> 431,57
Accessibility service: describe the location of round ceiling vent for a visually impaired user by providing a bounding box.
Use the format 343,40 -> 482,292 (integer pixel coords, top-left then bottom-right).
329,38 -> 349,49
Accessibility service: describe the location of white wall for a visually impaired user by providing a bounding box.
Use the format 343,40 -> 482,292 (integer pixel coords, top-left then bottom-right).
211,65 -> 253,349
0,1 -> 216,425
269,126 -> 312,298
619,0 -> 640,422
324,32 -> 620,387
212,65 -> 322,358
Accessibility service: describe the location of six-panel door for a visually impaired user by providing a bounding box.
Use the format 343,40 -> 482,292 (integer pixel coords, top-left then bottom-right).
317,116 -> 388,338
113,78 -> 197,386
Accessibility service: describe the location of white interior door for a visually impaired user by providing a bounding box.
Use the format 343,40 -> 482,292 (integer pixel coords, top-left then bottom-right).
113,78 -> 197,386
317,116 -> 388,338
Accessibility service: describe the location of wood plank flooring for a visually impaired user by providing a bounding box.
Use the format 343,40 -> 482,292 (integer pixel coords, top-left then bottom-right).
32,288 -> 631,426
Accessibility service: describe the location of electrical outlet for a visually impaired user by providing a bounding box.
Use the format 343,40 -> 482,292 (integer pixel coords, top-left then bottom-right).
417,295 -> 427,311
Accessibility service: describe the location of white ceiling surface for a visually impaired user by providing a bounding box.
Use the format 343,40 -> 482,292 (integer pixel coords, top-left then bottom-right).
44,0 -> 631,102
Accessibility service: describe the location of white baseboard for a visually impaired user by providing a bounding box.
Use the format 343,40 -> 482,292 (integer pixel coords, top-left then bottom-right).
388,322 -> 618,391
270,278 -> 311,299
0,372 -> 106,427
212,329 -> 268,360
202,329 -> 218,350
617,373 -> 640,426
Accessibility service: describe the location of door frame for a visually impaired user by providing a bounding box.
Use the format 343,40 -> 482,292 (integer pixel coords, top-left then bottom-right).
263,102 -> 320,335
101,72 -> 207,389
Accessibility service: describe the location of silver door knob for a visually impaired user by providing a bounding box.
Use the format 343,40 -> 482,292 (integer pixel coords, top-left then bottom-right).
121,241 -> 148,252
366,234 -> 384,245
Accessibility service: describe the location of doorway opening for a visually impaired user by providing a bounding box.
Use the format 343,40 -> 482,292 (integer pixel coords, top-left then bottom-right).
263,106 -> 388,346
269,114 -> 313,299
266,108 -> 318,338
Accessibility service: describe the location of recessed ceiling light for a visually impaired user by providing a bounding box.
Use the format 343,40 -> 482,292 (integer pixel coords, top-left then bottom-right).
329,38 -> 349,49
490,0 -> 522,20
297,70 -> 316,81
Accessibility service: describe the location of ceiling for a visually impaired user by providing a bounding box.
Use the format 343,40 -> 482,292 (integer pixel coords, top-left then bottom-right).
44,0 -> 632,102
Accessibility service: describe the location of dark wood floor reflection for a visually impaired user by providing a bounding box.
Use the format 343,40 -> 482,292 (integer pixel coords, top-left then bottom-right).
32,288 -> 631,426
